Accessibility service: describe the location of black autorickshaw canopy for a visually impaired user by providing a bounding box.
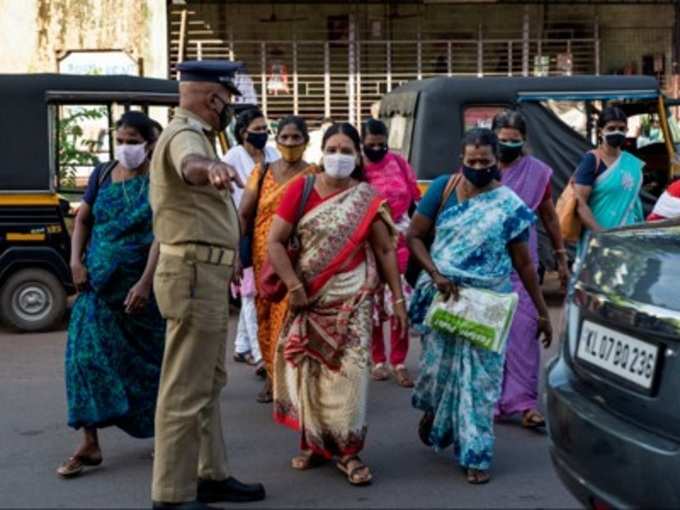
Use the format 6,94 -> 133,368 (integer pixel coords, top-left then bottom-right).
379,75 -> 661,195
0,73 -> 180,193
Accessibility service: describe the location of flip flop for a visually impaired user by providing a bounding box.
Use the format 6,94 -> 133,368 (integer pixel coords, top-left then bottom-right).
522,409 -> 546,429
467,469 -> 491,485
234,352 -> 255,365
371,363 -> 390,381
291,451 -> 326,471
256,379 -> 273,403
337,456 -> 372,486
56,452 -> 102,479
394,365 -> 414,388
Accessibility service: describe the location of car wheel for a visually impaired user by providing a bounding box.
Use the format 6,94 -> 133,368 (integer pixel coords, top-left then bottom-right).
0,269 -> 67,332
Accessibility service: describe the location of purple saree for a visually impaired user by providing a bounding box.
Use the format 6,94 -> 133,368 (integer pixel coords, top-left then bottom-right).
497,155 -> 552,416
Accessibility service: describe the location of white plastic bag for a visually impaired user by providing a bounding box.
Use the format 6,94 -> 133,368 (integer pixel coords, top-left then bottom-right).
424,287 -> 518,353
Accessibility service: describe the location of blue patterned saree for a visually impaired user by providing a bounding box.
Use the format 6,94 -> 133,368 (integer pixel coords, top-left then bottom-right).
410,185 -> 535,471
66,175 -> 165,438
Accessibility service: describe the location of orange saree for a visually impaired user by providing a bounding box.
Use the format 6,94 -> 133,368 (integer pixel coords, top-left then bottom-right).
249,162 -> 318,377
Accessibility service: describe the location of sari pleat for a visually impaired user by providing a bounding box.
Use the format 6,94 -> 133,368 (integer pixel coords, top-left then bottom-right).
273,183 -> 390,458
65,175 -> 165,438
498,156 -> 552,416
410,186 -> 535,470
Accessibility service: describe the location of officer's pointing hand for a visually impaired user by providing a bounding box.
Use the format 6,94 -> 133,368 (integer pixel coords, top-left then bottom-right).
208,161 -> 244,192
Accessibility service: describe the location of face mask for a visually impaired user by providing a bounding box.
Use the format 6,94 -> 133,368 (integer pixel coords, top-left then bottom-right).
213,96 -> 232,132
115,143 -> 147,170
604,131 -> 626,149
498,141 -> 524,163
323,153 -> 357,179
462,164 -> 499,188
364,145 -> 388,163
277,143 -> 306,163
246,132 -> 268,150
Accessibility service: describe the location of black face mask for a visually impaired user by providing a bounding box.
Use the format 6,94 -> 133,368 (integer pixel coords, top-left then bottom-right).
462,164 -> 500,188
364,145 -> 388,163
215,98 -> 232,132
498,141 -> 524,163
246,131 -> 268,150
604,132 -> 626,149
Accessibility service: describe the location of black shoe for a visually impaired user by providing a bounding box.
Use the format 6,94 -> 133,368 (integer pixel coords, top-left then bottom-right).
197,477 -> 266,503
152,500 -> 217,510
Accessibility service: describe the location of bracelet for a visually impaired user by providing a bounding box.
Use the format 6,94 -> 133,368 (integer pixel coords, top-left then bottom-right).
538,316 -> 550,323
554,249 -> 568,255
393,297 -> 406,305
288,282 -> 304,293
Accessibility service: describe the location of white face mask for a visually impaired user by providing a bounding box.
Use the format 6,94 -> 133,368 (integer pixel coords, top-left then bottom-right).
323,153 -> 356,179
115,143 -> 147,170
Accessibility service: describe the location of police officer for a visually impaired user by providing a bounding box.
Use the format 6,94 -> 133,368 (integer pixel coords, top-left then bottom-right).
150,60 -> 265,509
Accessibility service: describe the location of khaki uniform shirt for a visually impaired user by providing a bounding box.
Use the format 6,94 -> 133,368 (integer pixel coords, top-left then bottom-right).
150,108 -> 239,250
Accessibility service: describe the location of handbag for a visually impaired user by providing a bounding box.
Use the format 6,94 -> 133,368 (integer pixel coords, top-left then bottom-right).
556,149 -> 601,243
259,175 -> 316,302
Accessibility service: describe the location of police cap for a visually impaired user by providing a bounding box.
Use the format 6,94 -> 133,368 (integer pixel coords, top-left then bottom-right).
177,60 -> 243,96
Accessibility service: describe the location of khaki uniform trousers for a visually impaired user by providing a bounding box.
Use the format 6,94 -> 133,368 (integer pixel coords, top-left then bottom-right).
151,252 -> 232,503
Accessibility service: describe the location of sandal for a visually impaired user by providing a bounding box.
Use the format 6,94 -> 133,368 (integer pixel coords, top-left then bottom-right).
394,365 -> 414,388
522,409 -> 546,429
256,379 -> 273,403
337,456 -> 372,486
371,363 -> 390,381
466,468 -> 491,485
418,411 -> 434,447
56,452 -> 103,479
291,450 -> 326,471
234,351 -> 255,365
254,361 -> 266,379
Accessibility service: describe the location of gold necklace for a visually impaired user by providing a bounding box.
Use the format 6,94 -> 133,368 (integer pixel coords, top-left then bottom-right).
122,176 -> 147,206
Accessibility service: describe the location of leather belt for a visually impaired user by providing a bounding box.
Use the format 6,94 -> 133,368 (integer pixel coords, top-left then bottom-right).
160,243 -> 235,267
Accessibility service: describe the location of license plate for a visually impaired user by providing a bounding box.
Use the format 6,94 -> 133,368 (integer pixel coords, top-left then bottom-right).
576,321 -> 659,390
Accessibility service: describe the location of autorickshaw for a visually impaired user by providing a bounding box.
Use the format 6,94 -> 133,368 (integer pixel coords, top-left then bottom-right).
379,75 -> 680,270
0,74 -> 181,332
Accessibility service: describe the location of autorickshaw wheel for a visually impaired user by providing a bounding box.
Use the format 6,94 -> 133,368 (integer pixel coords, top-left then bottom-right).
0,269 -> 67,332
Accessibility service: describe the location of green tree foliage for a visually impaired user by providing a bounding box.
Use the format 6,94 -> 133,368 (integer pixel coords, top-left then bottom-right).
58,107 -> 105,188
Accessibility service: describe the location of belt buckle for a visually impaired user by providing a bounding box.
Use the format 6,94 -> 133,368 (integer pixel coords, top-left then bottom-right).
208,246 -> 224,265
182,243 -> 196,264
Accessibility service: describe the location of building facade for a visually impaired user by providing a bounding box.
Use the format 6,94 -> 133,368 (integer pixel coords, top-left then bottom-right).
169,0 -> 680,126
1,0 -> 678,127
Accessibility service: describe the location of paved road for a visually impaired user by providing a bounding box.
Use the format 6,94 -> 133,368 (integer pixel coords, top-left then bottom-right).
0,298 -> 578,509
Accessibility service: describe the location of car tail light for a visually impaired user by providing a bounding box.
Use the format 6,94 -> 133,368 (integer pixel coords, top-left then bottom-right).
590,498 -> 613,510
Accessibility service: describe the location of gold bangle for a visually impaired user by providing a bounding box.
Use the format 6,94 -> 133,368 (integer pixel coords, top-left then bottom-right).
394,297 -> 405,305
